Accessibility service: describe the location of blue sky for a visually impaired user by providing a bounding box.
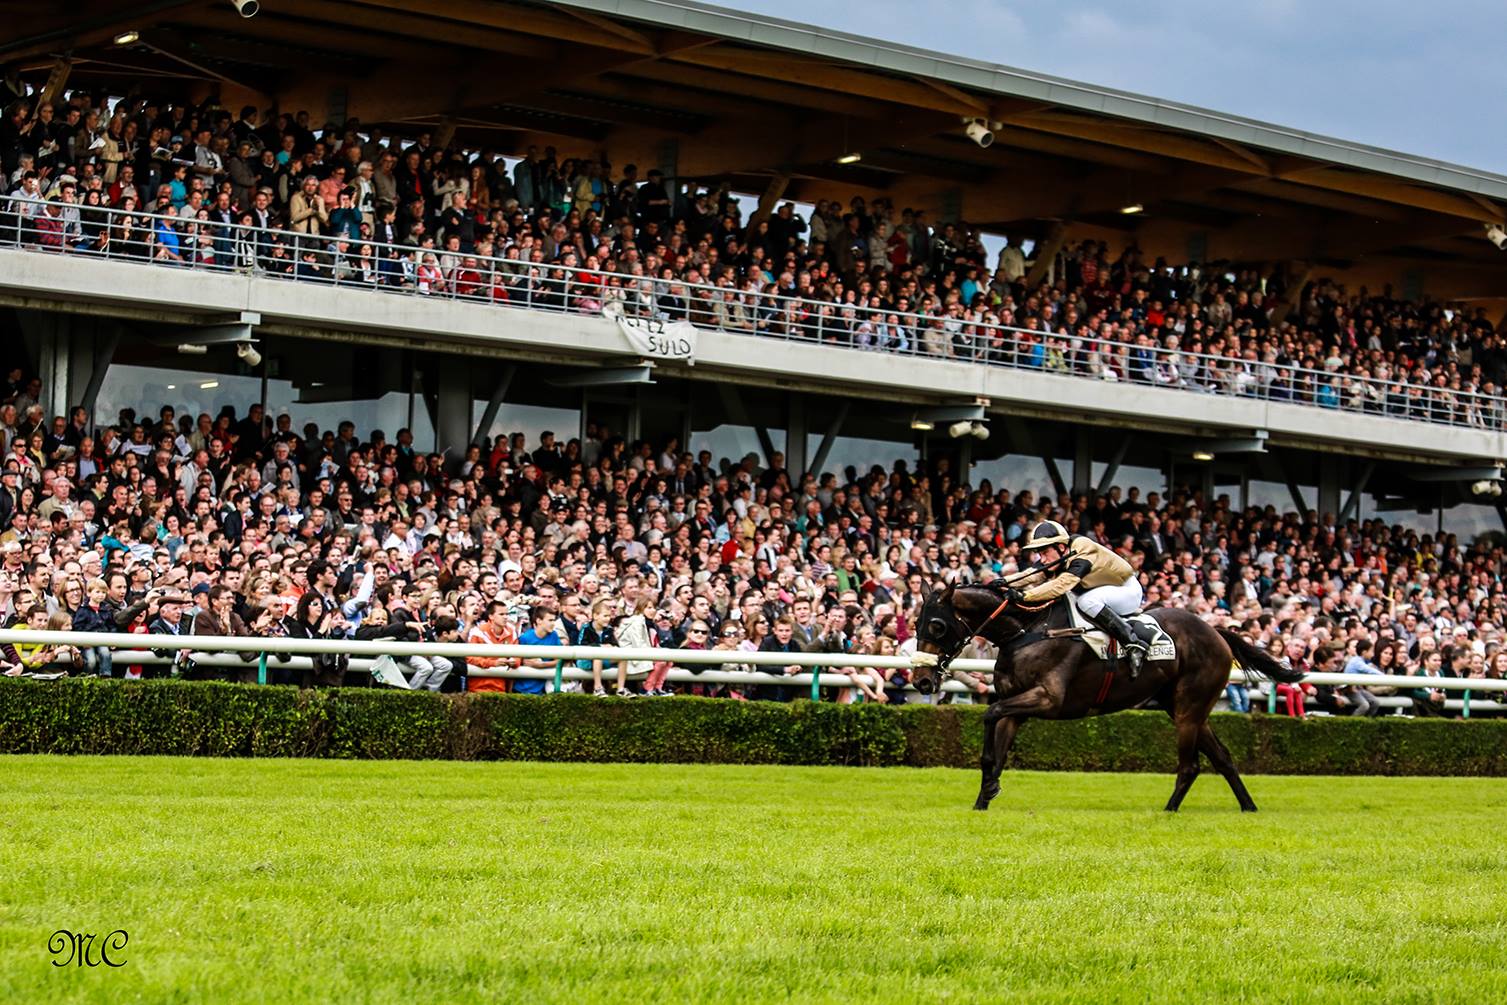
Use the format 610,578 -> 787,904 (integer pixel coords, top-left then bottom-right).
730,0 -> 1504,172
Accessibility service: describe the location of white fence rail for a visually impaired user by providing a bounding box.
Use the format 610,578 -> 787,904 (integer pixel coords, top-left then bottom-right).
3,630 -> 1505,715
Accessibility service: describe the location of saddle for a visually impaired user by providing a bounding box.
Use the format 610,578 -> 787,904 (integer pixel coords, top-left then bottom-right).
1064,595 -> 1176,663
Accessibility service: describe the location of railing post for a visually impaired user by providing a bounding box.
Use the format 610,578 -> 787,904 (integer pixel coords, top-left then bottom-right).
1267,680 -> 1277,714
553,658 -> 564,693
257,651 -> 267,685
1462,689 -> 1471,719
810,669 -> 821,703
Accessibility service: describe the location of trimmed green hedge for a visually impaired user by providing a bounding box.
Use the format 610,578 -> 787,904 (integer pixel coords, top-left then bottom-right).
1,678 -> 1505,775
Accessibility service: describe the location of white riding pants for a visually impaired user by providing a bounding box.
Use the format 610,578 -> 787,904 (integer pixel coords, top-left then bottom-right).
1077,577 -> 1143,618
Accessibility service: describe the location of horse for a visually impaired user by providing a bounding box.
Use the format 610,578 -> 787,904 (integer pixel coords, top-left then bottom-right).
909,583 -> 1303,812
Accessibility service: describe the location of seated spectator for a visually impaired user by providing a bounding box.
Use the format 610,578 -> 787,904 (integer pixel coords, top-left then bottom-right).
578,597 -> 625,697
514,605 -> 562,695
466,599 -> 516,693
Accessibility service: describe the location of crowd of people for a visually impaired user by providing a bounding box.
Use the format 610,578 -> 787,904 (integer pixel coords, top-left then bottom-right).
4,92 -> 1506,429
0,359 -> 1503,715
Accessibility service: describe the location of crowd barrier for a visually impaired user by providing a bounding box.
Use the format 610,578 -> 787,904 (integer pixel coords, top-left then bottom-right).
2,630 -> 1504,715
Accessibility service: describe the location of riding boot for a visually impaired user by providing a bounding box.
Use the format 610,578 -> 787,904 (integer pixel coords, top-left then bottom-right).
1090,607 -> 1146,679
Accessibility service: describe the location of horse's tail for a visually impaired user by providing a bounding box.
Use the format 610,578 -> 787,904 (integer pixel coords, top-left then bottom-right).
1218,628 -> 1304,683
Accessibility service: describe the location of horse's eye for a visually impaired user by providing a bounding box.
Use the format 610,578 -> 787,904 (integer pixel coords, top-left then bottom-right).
927,618 -> 947,640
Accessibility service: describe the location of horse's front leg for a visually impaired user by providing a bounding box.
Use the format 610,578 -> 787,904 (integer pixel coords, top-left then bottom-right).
974,686 -> 1054,811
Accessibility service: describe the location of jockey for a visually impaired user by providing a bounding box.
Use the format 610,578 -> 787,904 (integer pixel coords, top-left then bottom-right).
1016,520 -> 1147,677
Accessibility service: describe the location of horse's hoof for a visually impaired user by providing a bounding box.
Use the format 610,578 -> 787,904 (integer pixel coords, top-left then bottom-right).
972,802 -> 990,812
1241,805 -> 1258,813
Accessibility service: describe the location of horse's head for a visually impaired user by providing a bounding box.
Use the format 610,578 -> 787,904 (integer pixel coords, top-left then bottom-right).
912,583 -> 971,694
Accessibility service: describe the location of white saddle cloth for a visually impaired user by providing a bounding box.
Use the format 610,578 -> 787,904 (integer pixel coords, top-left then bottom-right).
1066,594 -> 1176,663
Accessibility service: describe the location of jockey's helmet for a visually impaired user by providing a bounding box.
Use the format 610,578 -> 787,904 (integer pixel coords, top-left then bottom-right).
1021,520 -> 1070,552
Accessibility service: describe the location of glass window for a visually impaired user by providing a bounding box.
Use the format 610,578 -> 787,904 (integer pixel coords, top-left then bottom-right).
692,426 -> 785,472
805,433 -> 914,482
474,402 -> 581,451
95,365 -> 260,430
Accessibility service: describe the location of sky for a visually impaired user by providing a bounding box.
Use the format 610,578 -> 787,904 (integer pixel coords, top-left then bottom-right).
727,0 -> 1505,173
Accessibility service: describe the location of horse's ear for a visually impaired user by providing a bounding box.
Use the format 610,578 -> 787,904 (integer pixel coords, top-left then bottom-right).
940,581 -> 956,603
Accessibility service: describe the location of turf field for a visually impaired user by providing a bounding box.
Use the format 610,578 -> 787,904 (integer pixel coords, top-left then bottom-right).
2,758 -> 1504,1003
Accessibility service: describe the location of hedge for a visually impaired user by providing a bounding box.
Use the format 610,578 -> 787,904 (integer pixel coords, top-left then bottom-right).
2,678 -> 1506,775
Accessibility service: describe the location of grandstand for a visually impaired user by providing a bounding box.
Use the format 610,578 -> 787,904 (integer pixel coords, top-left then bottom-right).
3,0 -> 1507,693
4,0 -> 1507,531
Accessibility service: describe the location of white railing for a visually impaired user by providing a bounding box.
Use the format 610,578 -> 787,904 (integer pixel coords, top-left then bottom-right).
0,628 -> 984,696
3,200 -> 1500,432
4,629 -> 1506,715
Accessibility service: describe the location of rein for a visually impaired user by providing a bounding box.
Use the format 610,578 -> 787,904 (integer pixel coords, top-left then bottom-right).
962,593 -> 1058,652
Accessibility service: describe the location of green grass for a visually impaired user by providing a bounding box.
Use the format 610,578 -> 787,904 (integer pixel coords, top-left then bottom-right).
2,758 -> 1504,1003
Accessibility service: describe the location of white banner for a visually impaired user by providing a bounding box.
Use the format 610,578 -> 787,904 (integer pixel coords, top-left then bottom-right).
603,302 -> 697,364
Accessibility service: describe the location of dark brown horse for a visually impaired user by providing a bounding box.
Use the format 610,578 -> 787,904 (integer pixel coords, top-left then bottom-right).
910,584 -> 1302,812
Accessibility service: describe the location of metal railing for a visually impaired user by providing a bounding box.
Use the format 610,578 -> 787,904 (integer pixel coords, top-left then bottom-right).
4,629 -> 1506,716
3,200 -> 1501,432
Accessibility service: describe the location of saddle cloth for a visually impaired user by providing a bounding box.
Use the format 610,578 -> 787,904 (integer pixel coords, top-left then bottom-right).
1066,595 -> 1176,663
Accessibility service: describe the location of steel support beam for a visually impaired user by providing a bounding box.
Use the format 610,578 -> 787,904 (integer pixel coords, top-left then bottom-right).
78,325 -> 119,419
470,364 -> 516,446
1094,432 -> 1132,497
1004,418 -> 1067,498
1338,461 -> 1376,523
1409,465 -> 1502,482
716,382 -> 776,466
745,172 -> 791,239
1023,221 -> 1069,287
806,401 -> 850,479
548,365 -> 655,387
1267,451 -> 1311,518
38,57 -> 72,106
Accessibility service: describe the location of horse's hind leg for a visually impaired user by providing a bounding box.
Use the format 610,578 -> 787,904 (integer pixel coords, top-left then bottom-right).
1164,716 -> 1201,812
975,716 -> 1020,811
1197,723 -> 1257,812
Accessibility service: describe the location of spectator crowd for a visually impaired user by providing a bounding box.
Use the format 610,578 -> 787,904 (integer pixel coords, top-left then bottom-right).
1,357 -> 1505,715
4,92 -> 1507,429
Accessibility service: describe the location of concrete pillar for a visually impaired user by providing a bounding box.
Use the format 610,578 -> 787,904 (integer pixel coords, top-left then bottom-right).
785,395 -> 808,481
19,311 -> 117,420
37,315 -> 72,419
435,354 -> 472,463
1317,457 -> 1343,523
1072,428 -> 1093,494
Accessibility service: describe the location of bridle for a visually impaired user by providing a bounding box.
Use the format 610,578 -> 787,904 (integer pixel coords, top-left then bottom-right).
927,588 -> 1055,671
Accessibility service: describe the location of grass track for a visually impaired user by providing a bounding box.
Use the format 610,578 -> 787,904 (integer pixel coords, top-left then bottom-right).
2,757 -> 1505,1003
